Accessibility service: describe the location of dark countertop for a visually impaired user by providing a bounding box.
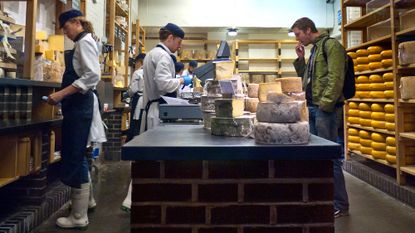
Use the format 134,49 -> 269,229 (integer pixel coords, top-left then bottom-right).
122,124 -> 342,160
0,118 -> 62,134
0,78 -> 61,88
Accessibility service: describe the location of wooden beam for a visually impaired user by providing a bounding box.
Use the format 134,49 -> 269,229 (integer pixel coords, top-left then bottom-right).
23,0 -> 37,79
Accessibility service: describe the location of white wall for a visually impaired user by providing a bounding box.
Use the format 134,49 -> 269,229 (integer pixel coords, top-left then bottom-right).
330,0 -> 342,39
86,0 -> 106,40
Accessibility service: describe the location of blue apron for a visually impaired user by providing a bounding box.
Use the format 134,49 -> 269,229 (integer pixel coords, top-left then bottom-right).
127,92 -> 141,141
60,32 -> 93,188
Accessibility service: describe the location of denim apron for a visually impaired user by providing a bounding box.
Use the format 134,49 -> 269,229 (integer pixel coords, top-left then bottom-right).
60,32 -> 93,188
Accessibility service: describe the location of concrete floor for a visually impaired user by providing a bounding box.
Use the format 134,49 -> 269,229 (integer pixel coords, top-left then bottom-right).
33,161 -> 415,233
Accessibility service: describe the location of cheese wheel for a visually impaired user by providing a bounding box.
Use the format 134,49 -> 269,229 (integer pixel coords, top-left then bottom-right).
348,109 -> 360,117
349,102 -> 358,109
358,103 -> 371,111
381,50 -> 393,59
357,64 -> 370,72
356,75 -> 370,83
384,90 -> 394,98
369,62 -> 382,70
372,120 -> 386,129
348,136 -> 360,143
359,130 -> 371,139
367,46 -> 383,54
348,128 -> 359,136
386,136 -> 396,146
386,146 -> 396,155
245,97 -> 259,113
386,154 -> 396,164
384,104 -> 394,113
370,83 -> 385,91
383,73 -> 393,81
266,92 -> 294,104
371,112 -> 385,121
254,122 -> 310,144
360,118 -> 372,127
372,142 -> 387,151
360,146 -> 372,155
356,49 -> 369,57
360,138 -> 372,147
385,113 -> 395,122
356,84 -> 371,91
348,116 -> 360,124
356,57 -> 369,64
371,103 -> 384,112
354,66 -> 358,72
258,82 -> 282,102
359,110 -> 372,119
347,52 -> 358,59
256,101 -> 308,123
384,82 -> 394,90
348,142 -> 361,151
368,54 -> 382,62
400,76 -> 415,100
371,132 -> 386,142
275,77 -> 302,93
382,59 -> 393,68
372,150 -> 387,159
385,122 -> 395,131
247,84 -> 259,98
370,91 -> 385,98
353,59 -> 358,65
356,91 -> 371,98
369,74 -> 383,83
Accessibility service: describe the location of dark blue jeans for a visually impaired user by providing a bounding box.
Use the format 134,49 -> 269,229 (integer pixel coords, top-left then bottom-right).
308,106 -> 349,212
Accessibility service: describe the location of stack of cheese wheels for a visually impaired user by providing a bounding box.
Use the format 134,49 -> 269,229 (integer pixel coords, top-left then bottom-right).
371,132 -> 387,160
274,77 -> 306,101
201,80 -> 222,129
400,76 -> 415,100
245,83 -> 260,113
359,102 -> 372,127
383,73 -> 394,98
348,51 -> 358,73
348,128 -> 360,151
371,103 -> 386,130
355,49 -> 370,72
369,74 -> 385,98
380,49 -> 393,68
355,75 -> 371,98
254,78 -> 309,144
347,101 -> 360,125
367,46 -> 384,70
384,104 -> 395,131
359,130 -> 372,155
385,136 -> 396,164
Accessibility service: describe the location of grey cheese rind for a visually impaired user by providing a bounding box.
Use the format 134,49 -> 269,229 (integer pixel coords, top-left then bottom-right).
254,122 -> 310,144
215,98 -> 245,118
211,115 -> 255,137
256,101 -> 307,123
203,111 -> 216,129
201,95 -> 221,111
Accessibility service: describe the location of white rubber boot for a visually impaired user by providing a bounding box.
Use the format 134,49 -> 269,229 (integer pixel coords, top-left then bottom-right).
88,172 -> 97,210
56,185 -> 89,229
121,181 -> 132,212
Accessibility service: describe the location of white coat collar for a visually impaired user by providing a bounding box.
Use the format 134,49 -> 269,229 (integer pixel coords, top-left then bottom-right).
157,42 -> 173,55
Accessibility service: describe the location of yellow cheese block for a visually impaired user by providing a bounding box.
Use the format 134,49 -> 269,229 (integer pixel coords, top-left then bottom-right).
245,97 -> 259,113
359,130 -> 371,139
367,46 -> 383,54
348,109 -> 360,117
371,120 -> 386,129
358,103 -> 371,111
258,82 -> 282,102
385,113 -> 395,122
357,64 -> 370,72
356,75 -> 370,83
360,146 -> 372,155
348,116 -> 360,124
353,59 -> 358,65
355,91 -> 371,98
356,84 -> 371,91
360,138 -> 372,147
370,91 -> 385,98
386,146 -> 396,155
359,110 -> 372,119
356,57 -> 370,64
371,103 -> 384,112
381,50 -> 393,59
386,154 -> 396,164
384,90 -> 394,98
369,74 -> 383,83
357,49 -> 369,57
370,83 -> 385,91
382,59 -> 393,68
48,35 -> 65,52
368,54 -> 382,62
386,136 -> 396,146
348,136 -> 360,143
349,102 -> 358,109
348,142 -> 361,151
384,82 -> 394,90
348,52 -> 358,59
360,118 -> 372,127
371,132 -> 386,142
371,112 -> 385,121
383,73 -> 394,81
354,66 -> 358,72
372,150 -> 387,159
275,77 -> 302,93
372,142 -> 387,151
384,104 -> 394,113
348,128 -> 359,136
369,62 -> 382,70
385,122 -> 395,131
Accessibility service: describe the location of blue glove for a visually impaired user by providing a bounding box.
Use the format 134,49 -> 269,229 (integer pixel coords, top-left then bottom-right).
183,75 -> 192,86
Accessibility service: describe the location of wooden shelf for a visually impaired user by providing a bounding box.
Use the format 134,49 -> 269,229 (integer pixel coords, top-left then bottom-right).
236,40 -> 280,44
279,70 -> 297,75
399,99 -> 415,104
346,35 -> 392,52
238,58 -> 279,61
347,98 -> 394,103
238,70 -> 279,73
344,5 -> 390,29
347,123 -> 396,136
350,150 -> 396,168
343,0 -> 371,7
115,21 -> 128,34
400,166 -> 415,176
396,27 -> 415,37
0,62 -> 17,70
0,177 -> 19,188
115,2 -> 129,17
355,68 -> 393,76
395,0 -> 415,8
0,14 -> 16,24
398,64 -> 415,70
400,132 -> 415,140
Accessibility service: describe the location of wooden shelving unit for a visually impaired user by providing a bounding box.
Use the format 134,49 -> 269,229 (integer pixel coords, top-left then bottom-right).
342,0 -> 415,185
132,19 -> 146,55
178,40 -> 220,63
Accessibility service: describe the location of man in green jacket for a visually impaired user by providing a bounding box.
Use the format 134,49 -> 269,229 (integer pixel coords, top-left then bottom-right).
291,17 -> 349,218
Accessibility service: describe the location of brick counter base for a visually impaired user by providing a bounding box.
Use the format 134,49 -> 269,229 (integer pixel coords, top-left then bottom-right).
131,160 -> 334,233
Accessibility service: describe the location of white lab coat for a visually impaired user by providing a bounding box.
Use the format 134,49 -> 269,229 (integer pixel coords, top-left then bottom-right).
128,67 -> 144,119
140,43 -> 181,133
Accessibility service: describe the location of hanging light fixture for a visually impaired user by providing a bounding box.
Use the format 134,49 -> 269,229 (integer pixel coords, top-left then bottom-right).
227,28 -> 238,37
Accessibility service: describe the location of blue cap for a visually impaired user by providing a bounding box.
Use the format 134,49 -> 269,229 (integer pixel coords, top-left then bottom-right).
189,60 -> 198,68
175,62 -> 185,73
163,23 -> 185,39
59,9 -> 83,28
135,53 -> 146,62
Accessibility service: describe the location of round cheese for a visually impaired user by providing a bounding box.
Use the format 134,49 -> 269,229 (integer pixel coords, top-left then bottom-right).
356,91 -> 371,98
356,57 -> 369,64
369,62 -> 382,70
247,83 -> 259,98
349,102 -> 358,109
371,112 -> 385,121
370,91 -> 385,98
359,130 -> 371,139
348,116 -> 360,124
245,97 -> 259,113
360,138 -> 372,147
385,122 -> 395,131
357,64 -> 370,72
348,128 -> 359,136
348,136 -> 360,143
369,74 -> 383,83
211,115 -> 256,137
372,150 -> 387,159
371,103 -> 384,112
384,104 -> 394,113
356,75 -> 370,83
382,59 -> 393,68
347,52 -> 358,59
348,142 -> 361,151
353,59 -> 358,65
360,118 -> 372,127
400,76 -> 415,100
371,132 -> 386,142
358,103 -> 371,111
356,49 -> 369,57
254,122 -> 310,144
275,77 -> 303,93
384,90 -> 394,98
356,84 -> 371,91
384,82 -> 394,90
372,120 -> 386,129
385,113 -> 395,122
386,136 -> 396,146
258,82 -> 282,102
370,83 -> 385,91
348,109 -> 360,117
381,50 -> 393,59
372,141 -> 387,151
386,154 -> 396,164
359,110 -> 372,119
368,54 -> 382,62
256,101 -> 308,123
367,46 -> 383,54
360,146 -> 372,155
383,73 -> 394,81
386,146 -> 396,155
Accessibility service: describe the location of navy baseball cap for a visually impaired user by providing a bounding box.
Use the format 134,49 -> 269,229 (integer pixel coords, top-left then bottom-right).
175,62 -> 185,73
59,9 -> 83,28
189,60 -> 198,68
163,23 -> 185,39
135,53 -> 146,62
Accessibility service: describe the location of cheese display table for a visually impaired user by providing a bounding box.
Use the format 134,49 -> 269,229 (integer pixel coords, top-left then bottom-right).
122,124 -> 341,233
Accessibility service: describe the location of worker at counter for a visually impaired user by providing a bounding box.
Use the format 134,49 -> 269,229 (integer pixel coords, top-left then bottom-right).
182,60 -> 198,79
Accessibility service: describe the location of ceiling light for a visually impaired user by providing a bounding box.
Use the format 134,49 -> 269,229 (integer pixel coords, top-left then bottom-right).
227,28 -> 238,37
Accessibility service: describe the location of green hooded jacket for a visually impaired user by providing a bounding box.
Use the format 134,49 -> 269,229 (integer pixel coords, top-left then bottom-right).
293,33 -> 346,113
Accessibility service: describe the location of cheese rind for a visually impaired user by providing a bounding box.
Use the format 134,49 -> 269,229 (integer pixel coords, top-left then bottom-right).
245,97 -> 259,113
258,82 -> 282,102
256,101 -> 308,123
398,41 -> 415,66
203,111 -> 215,129
381,50 -> 393,59
400,76 -> 415,99
215,98 -> 245,118
247,83 -> 260,98
254,121 -> 310,144
275,77 -> 303,93
211,115 -> 255,137
266,92 -> 294,104
201,95 -> 221,111
367,46 -> 383,54
205,80 -> 222,97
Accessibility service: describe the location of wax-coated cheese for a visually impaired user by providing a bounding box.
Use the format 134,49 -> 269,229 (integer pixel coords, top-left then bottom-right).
359,130 -> 371,139
370,83 -> 385,91
369,74 -> 383,83
360,146 -> 372,155
371,133 -> 386,142
357,64 -> 370,72
356,57 -> 369,64
348,128 -> 359,136
384,104 -> 394,113
348,117 -> 360,124
400,76 -> 415,99
370,91 -> 385,98
371,103 -> 384,112
384,90 -> 394,98
254,121 -> 309,144
368,54 -> 382,62
256,101 -> 307,123
384,82 -> 394,90
381,50 -> 393,59
359,103 -> 371,111
360,118 -> 372,127
266,92 -> 294,104
356,75 -> 370,83
360,139 -> 372,147
211,115 -> 255,137
348,52 -> 358,59
359,110 -> 372,119
356,91 -> 371,98
382,59 -> 393,68
369,62 -> 382,70
372,142 -> 387,151
356,84 -> 371,91
398,41 -> 415,66
356,49 -> 369,57
348,136 -> 360,143
386,154 -> 396,164
386,136 -> 396,146
372,150 -> 387,159
348,109 -> 360,117
371,112 -> 385,121
383,73 -> 394,81
275,77 -> 303,93
385,122 -> 395,131
371,120 -> 386,129
349,102 -> 358,109
247,83 -> 259,98
348,142 -> 360,151
367,46 -> 383,54
258,82 -> 282,102
386,146 -> 396,155
245,97 -> 259,113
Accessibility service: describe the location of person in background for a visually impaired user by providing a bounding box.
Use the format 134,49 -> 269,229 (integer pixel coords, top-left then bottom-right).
182,60 -> 198,79
139,23 -> 191,133
291,17 -> 350,218
127,53 -> 146,141
47,9 -> 104,228
175,61 -> 185,78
